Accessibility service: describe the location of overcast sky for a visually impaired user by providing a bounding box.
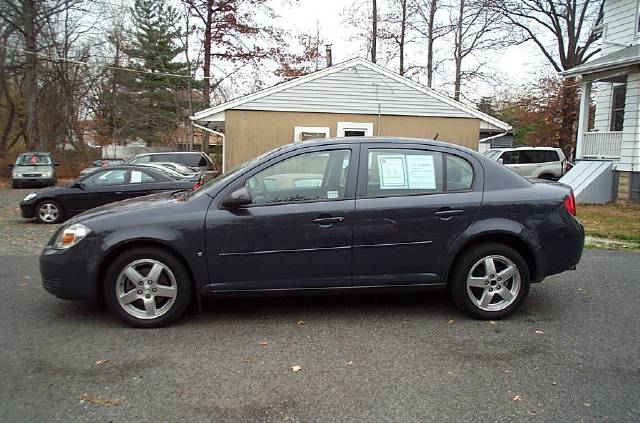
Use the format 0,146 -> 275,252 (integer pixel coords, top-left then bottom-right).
273,0 -> 560,104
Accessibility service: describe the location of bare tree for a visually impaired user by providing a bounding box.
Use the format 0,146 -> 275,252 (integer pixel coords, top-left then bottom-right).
450,0 -> 515,101
411,0 -> 450,87
379,0 -> 412,75
490,0 -> 604,154
0,0 -> 81,150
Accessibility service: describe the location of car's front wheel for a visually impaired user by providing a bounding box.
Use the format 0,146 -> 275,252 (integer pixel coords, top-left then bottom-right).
36,200 -> 63,224
104,247 -> 192,328
450,242 -> 530,319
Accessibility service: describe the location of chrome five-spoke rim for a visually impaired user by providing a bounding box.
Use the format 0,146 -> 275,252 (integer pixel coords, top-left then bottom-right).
466,255 -> 521,312
116,259 -> 177,319
38,203 -> 59,222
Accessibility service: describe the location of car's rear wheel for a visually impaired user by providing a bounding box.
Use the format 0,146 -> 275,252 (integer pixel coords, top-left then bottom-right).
450,242 -> 530,320
36,200 -> 63,224
104,247 -> 192,328
538,173 -> 555,180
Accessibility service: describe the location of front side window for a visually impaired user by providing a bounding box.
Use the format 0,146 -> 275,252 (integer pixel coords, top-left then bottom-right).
245,149 -> 352,205
83,169 -> 127,187
501,151 -> 519,165
366,149 -> 443,197
610,84 -> 626,131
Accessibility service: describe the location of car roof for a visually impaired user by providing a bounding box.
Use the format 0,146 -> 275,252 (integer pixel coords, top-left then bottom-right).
495,146 -> 561,151
132,151 -> 204,157
18,151 -> 52,155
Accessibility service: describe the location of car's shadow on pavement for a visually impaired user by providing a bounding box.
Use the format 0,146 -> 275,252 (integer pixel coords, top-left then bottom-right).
46,284 -> 561,328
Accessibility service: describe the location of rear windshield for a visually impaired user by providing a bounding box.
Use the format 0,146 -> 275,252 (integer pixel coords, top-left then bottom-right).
152,153 -> 207,167
483,150 -> 502,160
16,154 -> 52,166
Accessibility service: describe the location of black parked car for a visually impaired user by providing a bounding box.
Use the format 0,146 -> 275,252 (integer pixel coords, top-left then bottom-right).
40,138 -> 584,327
21,166 -> 196,224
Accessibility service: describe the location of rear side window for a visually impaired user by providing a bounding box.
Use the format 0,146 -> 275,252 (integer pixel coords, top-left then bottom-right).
130,170 -> 157,183
446,155 -> 473,191
543,151 -> 559,162
366,149 -> 443,197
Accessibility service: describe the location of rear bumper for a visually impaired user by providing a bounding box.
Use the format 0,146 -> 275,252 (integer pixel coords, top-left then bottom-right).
39,237 -> 100,300
535,208 -> 585,279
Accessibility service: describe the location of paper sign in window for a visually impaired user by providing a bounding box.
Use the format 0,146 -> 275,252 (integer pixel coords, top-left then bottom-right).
130,170 -> 142,183
378,155 -> 407,189
406,154 -> 436,189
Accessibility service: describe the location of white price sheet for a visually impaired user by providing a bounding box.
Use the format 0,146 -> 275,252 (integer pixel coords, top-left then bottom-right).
378,155 -> 407,189
406,154 -> 436,189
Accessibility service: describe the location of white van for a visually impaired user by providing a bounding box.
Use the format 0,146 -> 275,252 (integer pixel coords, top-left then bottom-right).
484,147 -> 567,180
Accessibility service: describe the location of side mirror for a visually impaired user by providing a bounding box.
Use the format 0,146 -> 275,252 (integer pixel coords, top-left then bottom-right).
222,186 -> 252,208
54,162 -> 60,166
498,158 -> 504,165
8,163 -> 13,167
73,182 -> 86,190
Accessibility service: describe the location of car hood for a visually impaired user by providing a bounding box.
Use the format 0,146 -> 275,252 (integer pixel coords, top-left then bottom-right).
66,191 -> 182,225
14,165 -> 54,173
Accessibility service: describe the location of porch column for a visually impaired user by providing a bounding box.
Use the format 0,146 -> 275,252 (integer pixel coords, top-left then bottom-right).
575,80 -> 591,159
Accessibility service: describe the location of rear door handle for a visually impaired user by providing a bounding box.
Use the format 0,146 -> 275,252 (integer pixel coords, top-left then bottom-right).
114,191 -> 123,195
434,209 -> 464,218
313,216 -> 344,225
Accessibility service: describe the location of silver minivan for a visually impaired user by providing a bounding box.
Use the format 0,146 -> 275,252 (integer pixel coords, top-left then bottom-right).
10,152 -> 58,188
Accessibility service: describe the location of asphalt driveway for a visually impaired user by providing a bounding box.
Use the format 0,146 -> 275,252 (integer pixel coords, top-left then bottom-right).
0,188 -> 638,422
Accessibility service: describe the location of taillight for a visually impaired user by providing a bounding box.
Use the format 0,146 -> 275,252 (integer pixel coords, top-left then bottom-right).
563,192 -> 576,216
192,182 -> 201,190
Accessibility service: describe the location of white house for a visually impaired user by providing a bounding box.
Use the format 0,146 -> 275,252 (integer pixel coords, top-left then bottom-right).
562,0 -> 640,202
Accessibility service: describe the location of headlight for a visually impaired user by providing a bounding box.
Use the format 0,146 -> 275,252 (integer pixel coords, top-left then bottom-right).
23,193 -> 37,202
12,172 -> 21,178
53,223 -> 91,249
41,171 -> 52,177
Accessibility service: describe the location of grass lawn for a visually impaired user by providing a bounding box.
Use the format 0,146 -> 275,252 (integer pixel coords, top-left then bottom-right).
577,202 -> 640,245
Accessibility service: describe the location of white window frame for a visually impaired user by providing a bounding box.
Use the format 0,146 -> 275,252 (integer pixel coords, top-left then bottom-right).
293,126 -> 330,143
337,122 -> 374,137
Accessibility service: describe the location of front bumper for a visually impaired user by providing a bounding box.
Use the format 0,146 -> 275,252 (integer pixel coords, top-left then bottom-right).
13,177 -> 56,187
40,236 -> 101,300
20,202 -> 36,218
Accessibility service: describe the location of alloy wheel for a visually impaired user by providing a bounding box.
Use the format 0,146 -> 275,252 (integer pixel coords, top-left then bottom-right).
38,203 -> 59,223
116,259 -> 178,320
466,255 -> 521,312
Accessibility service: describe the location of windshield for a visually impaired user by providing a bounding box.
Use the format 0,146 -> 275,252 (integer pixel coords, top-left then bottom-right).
187,146 -> 288,199
483,150 -> 502,160
16,153 -> 53,166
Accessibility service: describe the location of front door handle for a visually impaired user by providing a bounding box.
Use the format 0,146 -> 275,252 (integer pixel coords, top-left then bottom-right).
313,216 -> 344,226
114,191 -> 123,195
434,209 -> 463,219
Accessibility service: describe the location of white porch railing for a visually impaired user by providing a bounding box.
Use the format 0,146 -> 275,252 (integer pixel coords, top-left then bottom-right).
580,131 -> 623,159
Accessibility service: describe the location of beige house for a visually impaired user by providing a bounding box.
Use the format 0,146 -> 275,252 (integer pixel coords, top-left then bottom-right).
192,58 -> 510,171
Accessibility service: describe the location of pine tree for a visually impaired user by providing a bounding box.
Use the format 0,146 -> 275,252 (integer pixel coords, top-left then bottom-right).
125,0 -> 189,145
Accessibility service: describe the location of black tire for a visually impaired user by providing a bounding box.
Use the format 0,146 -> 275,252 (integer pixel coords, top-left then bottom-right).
35,199 -> 64,224
538,173 -> 555,180
450,242 -> 530,320
103,247 -> 192,328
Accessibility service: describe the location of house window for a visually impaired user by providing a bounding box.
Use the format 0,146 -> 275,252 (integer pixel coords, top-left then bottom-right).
610,84 -> 626,132
337,122 -> 374,137
293,126 -> 330,142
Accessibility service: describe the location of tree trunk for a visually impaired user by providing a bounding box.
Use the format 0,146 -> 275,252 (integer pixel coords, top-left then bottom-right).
426,0 -> 437,87
23,0 -> 39,150
558,77 -> 578,157
371,0 -> 377,63
399,0 -> 407,75
201,0 -> 213,154
453,0 -> 464,101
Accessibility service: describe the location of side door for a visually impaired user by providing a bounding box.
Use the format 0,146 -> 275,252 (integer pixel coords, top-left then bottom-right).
352,144 -> 482,286
60,168 -> 129,213
204,145 -> 358,291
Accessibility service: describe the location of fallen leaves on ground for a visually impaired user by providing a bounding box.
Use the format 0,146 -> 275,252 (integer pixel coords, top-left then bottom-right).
511,395 -> 522,402
489,321 -> 497,325
535,330 -> 544,335
259,340 -> 268,347
291,365 -> 302,373
346,361 -> 353,366
80,394 -> 122,407
297,320 -> 305,326
527,410 -> 537,416
447,319 -> 456,324
95,360 -> 110,365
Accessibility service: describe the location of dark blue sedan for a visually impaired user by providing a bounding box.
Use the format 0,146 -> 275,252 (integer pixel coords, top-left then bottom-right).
39,138 -> 584,327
